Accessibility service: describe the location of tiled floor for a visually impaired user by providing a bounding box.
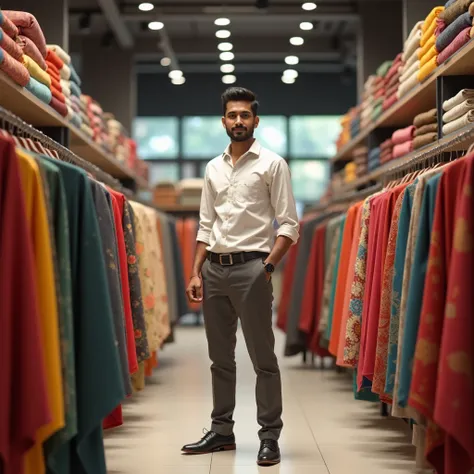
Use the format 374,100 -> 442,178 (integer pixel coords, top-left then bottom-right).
104,325 -> 420,474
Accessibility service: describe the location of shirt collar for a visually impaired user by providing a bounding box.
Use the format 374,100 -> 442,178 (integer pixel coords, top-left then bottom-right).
223,139 -> 262,161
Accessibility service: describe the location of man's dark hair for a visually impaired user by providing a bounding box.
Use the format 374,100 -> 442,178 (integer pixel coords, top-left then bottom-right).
221,87 -> 259,116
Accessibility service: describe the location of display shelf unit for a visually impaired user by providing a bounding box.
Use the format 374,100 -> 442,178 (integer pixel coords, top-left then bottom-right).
0,71 -> 150,190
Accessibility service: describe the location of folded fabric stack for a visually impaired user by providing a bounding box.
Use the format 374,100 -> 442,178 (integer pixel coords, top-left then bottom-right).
382,54 -> 404,110
81,95 -> 111,151
178,179 -> 204,207
352,146 -> 368,177
360,76 -> 378,129
392,125 -> 415,158
104,114 -> 130,164
380,138 -> 394,164
418,6 -> 445,82
336,112 -> 352,150
442,88 -> 474,134
127,139 -> 148,182
368,147 -> 381,172
413,107 -> 438,149
350,112 -> 361,139
73,94 -> 94,138
343,162 -> 356,183
153,181 -> 179,206
437,0 -> 474,64
399,21 -> 423,98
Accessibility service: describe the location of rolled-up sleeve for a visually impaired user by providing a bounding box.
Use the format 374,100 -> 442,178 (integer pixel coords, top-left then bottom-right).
270,158 -> 300,244
196,165 -> 216,245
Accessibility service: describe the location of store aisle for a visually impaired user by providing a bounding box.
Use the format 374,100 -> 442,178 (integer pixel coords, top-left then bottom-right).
104,326 -> 420,474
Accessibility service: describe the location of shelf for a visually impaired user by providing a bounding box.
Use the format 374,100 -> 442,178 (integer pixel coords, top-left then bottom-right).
157,203 -> 201,213
332,39 -> 474,164
0,71 -> 149,189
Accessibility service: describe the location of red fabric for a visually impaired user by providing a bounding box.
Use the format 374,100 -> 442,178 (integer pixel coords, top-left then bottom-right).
50,76 -> 62,93
46,60 -> 60,82
392,125 -> 416,145
17,35 -> 46,70
0,28 -> 22,60
3,11 -> 47,58
49,95 -> 68,117
0,136 -> 51,474
46,48 -> 63,71
409,159 -> 467,473
0,46 -> 29,87
384,53 -> 403,83
380,149 -> 393,163
0,12 -> 19,38
380,138 -> 394,151
50,85 -> 66,104
437,27 -> 471,65
393,140 -> 414,158
383,92 -> 398,111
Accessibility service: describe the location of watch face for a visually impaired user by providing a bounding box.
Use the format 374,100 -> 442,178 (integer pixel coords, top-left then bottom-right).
265,263 -> 275,273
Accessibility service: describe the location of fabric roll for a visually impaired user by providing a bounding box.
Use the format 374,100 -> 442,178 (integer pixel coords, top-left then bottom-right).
46,61 -> 60,82
421,6 -> 445,46
437,27 -> 471,64
17,35 -> 46,70
442,108 -> 474,134
70,80 -> 81,98
50,76 -> 62,94
420,45 -> 437,68
380,149 -> 393,163
445,0 -> 459,7
0,47 -> 29,86
413,132 -> 438,149
3,11 -> 47,57
376,60 -> 393,78
25,76 -> 52,104
383,92 -> 398,110
400,59 -> 420,83
392,125 -> 415,145
385,80 -> 399,98
22,54 -> 51,87
46,49 -> 63,71
51,85 -> 66,104
0,27 -> 22,60
69,63 -> 81,87
380,138 -> 394,151
404,48 -> 421,71
393,140 -> 414,158
384,54 -> 402,83
436,11 -> 472,51
60,79 -> 71,97
46,44 -> 71,64
398,70 -> 420,98
49,95 -> 68,117
440,0 -> 474,25
387,70 -> 401,89
443,88 -> 474,111
60,63 -> 71,81
417,56 -> 437,82
471,24 -> 474,37
418,33 -> 436,60
436,17 -> 447,36
403,29 -> 422,62
0,9 -> 19,38
415,122 -> 438,136
414,108 -> 437,127
443,98 -> 474,122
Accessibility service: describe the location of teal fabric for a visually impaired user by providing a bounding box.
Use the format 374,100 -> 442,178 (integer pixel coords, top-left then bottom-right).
353,368 -> 380,402
384,182 -> 417,395
42,158 -> 124,474
25,76 -> 52,104
397,173 -> 441,407
69,114 -> 82,129
69,63 -> 82,87
70,80 -> 82,98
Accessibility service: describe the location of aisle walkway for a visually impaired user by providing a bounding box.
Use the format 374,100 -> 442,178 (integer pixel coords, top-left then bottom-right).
104,326 -> 419,474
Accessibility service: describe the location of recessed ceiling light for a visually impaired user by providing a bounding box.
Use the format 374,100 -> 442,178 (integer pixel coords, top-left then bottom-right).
290,36 -> 304,46
138,2 -> 154,11
221,63 -> 235,73
172,76 -> 186,85
300,21 -> 313,30
302,2 -> 317,10
160,57 -> 171,66
222,74 -> 237,84
282,75 -> 295,84
218,42 -> 233,51
283,69 -> 298,78
215,18 -> 230,26
216,29 -> 231,39
285,55 -> 299,65
148,21 -> 164,30
220,51 -> 235,61
168,69 -> 183,79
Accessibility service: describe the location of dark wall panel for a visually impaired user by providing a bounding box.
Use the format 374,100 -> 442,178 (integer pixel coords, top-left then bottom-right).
137,72 -> 357,117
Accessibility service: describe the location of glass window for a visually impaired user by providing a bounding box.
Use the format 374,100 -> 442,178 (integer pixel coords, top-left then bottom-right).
290,160 -> 330,203
133,117 -> 179,159
255,116 -> 287,156
182,116 -> 229,159
148,163 -> 179,186
289,116 -> 341,158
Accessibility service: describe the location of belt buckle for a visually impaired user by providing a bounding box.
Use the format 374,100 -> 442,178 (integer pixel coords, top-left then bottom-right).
219,253 -> 233,266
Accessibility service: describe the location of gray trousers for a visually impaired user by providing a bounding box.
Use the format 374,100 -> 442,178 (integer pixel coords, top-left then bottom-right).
201,257 -> 283,441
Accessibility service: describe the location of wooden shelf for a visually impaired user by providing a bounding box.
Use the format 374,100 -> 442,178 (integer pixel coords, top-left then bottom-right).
332,39 -> 474,164
0,71 -> 149,190
156,203 -> 200,213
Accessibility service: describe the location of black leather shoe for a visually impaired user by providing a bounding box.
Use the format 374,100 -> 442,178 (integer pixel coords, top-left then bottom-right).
257,439 -> 281,466
181,429 -> 236,454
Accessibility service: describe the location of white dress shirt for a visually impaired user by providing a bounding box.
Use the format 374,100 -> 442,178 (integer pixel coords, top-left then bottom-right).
197,140 -> 300,254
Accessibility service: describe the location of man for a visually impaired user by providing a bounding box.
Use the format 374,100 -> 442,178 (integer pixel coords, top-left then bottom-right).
182,87 -> 299,466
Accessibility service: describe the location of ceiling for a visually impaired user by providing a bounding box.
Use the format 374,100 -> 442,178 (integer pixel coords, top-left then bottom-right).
69,0 -> 362,75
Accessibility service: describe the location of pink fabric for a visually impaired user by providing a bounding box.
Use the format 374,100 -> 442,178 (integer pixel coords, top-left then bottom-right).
17,35 -> 46,70
437,27 -> 472,65
392,125 -> 415,145
3,11 -> 47,58
383,92 -> 398,110
393,140 -> 413,158
385,53 -> 403,83
435,17 -> 447,37
380,149 -> 393,163
0,46 -> 29,86
0,27 -> 22,60
0,10 -> 18,38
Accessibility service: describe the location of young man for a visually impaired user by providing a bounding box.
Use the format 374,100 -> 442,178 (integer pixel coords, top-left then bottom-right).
182,87 -> 299,466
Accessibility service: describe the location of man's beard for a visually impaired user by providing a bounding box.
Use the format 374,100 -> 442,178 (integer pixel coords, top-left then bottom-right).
226,125 -> 254,142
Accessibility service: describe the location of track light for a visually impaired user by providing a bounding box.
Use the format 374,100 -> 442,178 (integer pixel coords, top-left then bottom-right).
216,29 -> 231,39
220,51 -> 235,61
290,36 -> 304,46
222,74 -> 237,84
218,42 -> 233,51
168,69 -> 183,79
172,76 -> 186,85
282,75 -> 296,84
285,55 -> 299,65
148,21 -> 164,30
302,2 -> 317,10
300,21 -> 313,30
138,2 -> 154,11
221,64 -> 235,73
283,69 -> 298,79
215,18 -> 230,26
160,57 -> 171,66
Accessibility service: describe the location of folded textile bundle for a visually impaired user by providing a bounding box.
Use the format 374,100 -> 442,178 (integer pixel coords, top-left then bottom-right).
414,108 -> 437,127
47,44 -> 70,65
403,24 -> 423,62
17,35 -> 46,69
380,138 -> 394,163
22,54 -> 50,87
0,9 -> 18,38
413,132 -> 438,149
422,7 -> 445,45
344,162 -> 357,183
0,46 -> 29,86
0,28 -> 22,60
25,76 -> 52,104
443,108 -> 474,134
368,147 -> 381,172
49,95 -> 68,117
398,69 -> 420,98
414,107 -> 439,149
418,56 -> 438,81
393,140 -> 414,158
399,23 -> 424,98
437,26 -> 472,64
415,122 -> 438,136
443,88 -> 474,110
444,98 -> 474,121
393,125 -> 416,144
3,10 -> 47,57
436,11 -> 472,51
440,0 -> 474,25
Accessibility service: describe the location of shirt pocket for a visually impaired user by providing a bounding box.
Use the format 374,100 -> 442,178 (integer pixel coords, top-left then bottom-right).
235,174 -> 265,204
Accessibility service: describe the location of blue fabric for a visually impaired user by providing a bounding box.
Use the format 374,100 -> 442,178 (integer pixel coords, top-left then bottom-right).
397,173 -> 441,407
25,77 -> 53,104
353,368 -> 380,401
70,80 -> 82,98
69,63 -> 82,87
69,113 -> 82,129
445,0 -> 459,7
384,181 -> 417,395
436,11 -> 472,52
368,147 -> 381,171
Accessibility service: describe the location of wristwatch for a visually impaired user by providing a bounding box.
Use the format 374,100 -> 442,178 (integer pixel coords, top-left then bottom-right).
264,262 -> 275,274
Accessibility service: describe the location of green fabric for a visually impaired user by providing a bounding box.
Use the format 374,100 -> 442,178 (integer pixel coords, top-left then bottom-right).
377,60 -> 393,77
42,157 -> 124,474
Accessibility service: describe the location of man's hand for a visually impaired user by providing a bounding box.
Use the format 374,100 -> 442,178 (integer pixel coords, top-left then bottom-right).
186,275 -> 203,303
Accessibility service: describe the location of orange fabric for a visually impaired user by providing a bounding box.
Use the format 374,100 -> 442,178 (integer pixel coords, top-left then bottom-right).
50,85 -> 65,104
46,61 -> 60,82
46,49 -> 64,71
329,202 -> 362,356
50,76 -> 61,93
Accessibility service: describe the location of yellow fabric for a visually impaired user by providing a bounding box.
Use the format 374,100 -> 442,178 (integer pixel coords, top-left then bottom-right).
17,149 -> 64,474
22,55 -> 52,88
417,56 -> 438,82
420,45 -> 438,68
421,6 -> 444,34
471,25 -> 474,38
418,34 -> 436,60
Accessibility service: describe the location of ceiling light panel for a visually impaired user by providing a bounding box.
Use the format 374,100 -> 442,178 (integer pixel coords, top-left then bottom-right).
138,2 -> 154,11
221,64 -> 235,73
148,21 -> 164,30
218,42 -> 233,52
222,74 -> 237,84
220,51 -> 235,61
302,2 -> 317,10
215,18 -> 230,26
290,36 -> 304,46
